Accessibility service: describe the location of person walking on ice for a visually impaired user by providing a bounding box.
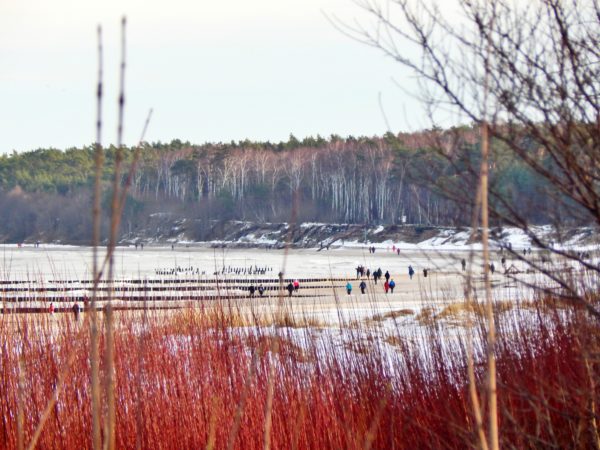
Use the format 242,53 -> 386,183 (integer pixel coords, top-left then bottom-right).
72,302 -> 80,320
408,265 -> 415,280
389,279 -> 396,293
286,282 -> 294,297
346,281 -> 353,295
359,280 -> 366,294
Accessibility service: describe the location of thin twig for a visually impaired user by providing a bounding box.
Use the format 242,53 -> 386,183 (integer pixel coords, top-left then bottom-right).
90,23 -> 104,450
103,16 -> 127,450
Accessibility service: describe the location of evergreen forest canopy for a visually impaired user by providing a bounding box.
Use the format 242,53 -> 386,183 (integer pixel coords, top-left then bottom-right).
0,127 -> 579,243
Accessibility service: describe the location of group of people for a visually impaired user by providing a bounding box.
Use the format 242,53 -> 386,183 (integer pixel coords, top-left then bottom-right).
346,277 -> 397,295
248,283 -> 267,297
286,280 -> 300,297
355,265 -> 368,278
344,263 -> 423,295
347,267 -> 404,295
246,279 -> 301,298
368,245 -> 403,255
47,301 -> 82,319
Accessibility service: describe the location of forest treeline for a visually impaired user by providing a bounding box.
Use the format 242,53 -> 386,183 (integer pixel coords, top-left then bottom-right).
0,128 -> 559,243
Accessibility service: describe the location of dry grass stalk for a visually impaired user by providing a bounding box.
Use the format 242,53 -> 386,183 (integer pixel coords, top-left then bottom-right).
102,17 -> 129,450
17,356 -> 25,450
90,22 -> 104,450
480,9 -> 499,448
263,356 -> 276,450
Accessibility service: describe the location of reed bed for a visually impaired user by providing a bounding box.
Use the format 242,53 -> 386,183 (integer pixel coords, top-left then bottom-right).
0,292 -> 598,450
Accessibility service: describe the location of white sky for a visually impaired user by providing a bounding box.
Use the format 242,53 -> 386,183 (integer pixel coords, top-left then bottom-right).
0,0 -> 434,153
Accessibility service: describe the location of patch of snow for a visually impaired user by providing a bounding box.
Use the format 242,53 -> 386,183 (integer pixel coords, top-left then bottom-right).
372,225 -> 385,234
300,222 -> 327,228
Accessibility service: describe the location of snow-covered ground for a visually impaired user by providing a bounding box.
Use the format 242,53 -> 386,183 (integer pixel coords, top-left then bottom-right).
0,242 -> 530,280
2,239 -> 596,378
130,217 -> 600,252
1,236 -> 597,321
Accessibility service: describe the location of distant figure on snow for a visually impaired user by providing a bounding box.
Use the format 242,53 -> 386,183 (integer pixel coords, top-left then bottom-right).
384,271 -> 390,282
490,263 -> 495,275
408,265 -> 415,280
249,284 -> 256,297
384,280 -> 390,293
389,279 -> 396,293
359,280 -> 366,294
293,280 -> 300,292
423,268 -> 428,278
346,282 -> 353,295
286,282 -> 294,297
258,284 -> 265,297
461,259 -> 466,271
72,302 -> 80,320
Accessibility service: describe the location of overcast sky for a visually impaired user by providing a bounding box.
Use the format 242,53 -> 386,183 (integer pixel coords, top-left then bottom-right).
0,0 -> 435,153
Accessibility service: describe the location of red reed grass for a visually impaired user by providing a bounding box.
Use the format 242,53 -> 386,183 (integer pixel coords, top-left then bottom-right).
0,297 -> 598,449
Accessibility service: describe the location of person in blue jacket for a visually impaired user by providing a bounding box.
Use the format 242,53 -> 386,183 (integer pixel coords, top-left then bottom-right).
389,279 -> 396,293
346,281 -> 353,295
408,265 -> 415,280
